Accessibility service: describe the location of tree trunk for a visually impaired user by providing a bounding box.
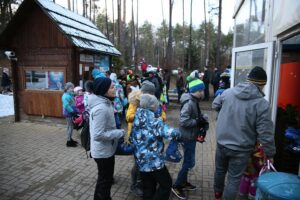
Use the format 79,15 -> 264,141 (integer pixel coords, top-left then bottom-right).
72,0 -> 74,11
166,0 -> 174,69
182,0 -> 185,69
123,0 -> 126,23
112,0 -> 115,44
216,0 -> 222,69
204,0 -> 208,67
105,0 -> 109,40
135,0 -> 139,65
188,0 -> 192,69
89,0 -> 92,20
131,0 -> 136,70
117,0 -> 121,46
68,0 -> 71,10
83,0 -> 85,17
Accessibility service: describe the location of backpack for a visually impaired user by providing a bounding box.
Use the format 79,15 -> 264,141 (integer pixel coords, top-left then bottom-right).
80,111 -> 90,158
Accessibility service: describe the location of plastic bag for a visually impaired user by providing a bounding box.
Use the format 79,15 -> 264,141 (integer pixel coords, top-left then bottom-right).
115,137 -> 134,156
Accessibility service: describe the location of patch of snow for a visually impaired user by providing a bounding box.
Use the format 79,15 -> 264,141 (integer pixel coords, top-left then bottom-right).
37,0 -> 96,28
0,94 -> 14,117
49,11 -> 106,38
59,24 -> 113,46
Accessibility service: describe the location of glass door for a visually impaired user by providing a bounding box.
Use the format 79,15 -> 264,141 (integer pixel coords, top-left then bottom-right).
231,42 -> 274,101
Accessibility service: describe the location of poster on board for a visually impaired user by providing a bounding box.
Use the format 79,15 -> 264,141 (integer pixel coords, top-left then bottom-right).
94,55 -> 109,72
48,71 -> 64,90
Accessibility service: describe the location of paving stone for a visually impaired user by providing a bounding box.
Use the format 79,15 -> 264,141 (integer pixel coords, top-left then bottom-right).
0,101 -> 218,199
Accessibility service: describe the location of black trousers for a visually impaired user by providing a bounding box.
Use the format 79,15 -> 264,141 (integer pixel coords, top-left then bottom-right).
140,166 -> 172,200
94,156 -> 115,200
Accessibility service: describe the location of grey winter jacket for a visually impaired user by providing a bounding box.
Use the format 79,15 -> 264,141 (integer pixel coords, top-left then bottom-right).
88,94 -> 124,158
212,82 -> 275,157
179,93 -> 202,140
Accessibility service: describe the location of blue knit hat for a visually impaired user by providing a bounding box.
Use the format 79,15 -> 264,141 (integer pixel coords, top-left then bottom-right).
189,79 -> 205,93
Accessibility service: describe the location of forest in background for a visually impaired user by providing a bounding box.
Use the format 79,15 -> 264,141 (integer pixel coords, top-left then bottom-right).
0,0 -> 233,72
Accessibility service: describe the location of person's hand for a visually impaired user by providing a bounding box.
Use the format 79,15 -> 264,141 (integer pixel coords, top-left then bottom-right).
70,112 -> 77,117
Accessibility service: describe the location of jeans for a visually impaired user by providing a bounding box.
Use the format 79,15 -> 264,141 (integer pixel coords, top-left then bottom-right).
131,161 -> 142,186
174,140 -> 196,186
140,166 -> 172,200
94,156 -> 115,200
66,117 -> 73,141
214,144 -> 251,200
176,86 -> 183,102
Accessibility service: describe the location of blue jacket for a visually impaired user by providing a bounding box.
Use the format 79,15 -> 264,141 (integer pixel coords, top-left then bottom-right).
62,92 -> 76,117
130,108 -> 181,172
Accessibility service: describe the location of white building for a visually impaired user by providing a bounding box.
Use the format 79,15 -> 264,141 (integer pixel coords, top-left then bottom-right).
232,0 -> 300,174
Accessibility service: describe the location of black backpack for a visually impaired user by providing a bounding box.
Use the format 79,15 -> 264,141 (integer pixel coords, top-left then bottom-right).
80,111 -> 90,158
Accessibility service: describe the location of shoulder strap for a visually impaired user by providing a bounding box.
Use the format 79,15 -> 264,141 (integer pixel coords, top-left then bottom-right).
180,99 -> 190,111
180,98 -> 201,117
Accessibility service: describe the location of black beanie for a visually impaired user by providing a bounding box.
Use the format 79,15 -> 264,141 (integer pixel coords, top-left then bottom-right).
93,77 -> 112,96
247,66 -> 267,86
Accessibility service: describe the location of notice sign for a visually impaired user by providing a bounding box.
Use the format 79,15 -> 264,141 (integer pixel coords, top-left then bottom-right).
80,54 -> 94,63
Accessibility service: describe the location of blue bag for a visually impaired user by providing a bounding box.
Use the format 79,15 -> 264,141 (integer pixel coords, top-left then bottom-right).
115,137 -> 134,156
165,140 -> 182,163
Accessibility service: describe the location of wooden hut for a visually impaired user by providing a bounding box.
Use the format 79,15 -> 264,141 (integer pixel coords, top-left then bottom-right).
0,0 -> 120,123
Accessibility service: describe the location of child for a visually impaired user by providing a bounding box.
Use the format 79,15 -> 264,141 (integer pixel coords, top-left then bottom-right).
83,80 -> 93,112
172,79 -> 207,199
130,94 -> 182,200
110,73 -> 126,128
74,86 -> 85,114
239,143 -> 264,199
62,82 -> 78,147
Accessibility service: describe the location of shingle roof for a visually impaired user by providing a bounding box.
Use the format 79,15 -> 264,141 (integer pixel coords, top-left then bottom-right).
36,0 -> 121,56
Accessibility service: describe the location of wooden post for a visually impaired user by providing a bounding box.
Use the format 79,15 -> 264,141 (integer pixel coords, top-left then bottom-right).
10,58 -> 20,122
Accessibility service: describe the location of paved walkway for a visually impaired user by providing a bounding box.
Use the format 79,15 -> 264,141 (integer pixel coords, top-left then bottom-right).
0,102 -> 218,200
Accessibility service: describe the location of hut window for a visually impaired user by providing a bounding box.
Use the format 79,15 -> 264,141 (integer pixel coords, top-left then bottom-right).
25,70 -> 64,91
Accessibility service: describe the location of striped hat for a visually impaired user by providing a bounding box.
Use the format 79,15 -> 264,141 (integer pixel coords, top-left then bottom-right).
247,66 -> 267,86
189,79 -> 205,93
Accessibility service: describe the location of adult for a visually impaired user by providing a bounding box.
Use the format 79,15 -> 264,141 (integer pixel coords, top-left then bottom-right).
1,68 -> 11,93
143,71 -> 162,100
212,66 -> 276,200
176,69 -> 185,103
202,66 -> 210,101
141,58 -> 148,74
163,69 -> 171,102
212,67 -> 222,95
89,77 -> 125,200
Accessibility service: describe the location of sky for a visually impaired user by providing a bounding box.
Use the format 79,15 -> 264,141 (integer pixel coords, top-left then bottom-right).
56,0 -> 235,34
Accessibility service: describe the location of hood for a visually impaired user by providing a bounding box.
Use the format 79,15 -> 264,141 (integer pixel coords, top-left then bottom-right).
128,90 -> 142,105
233,82 -> 264,100
88,94 -> 111,109
140,94 -> 159,112
180,93 -> 199,103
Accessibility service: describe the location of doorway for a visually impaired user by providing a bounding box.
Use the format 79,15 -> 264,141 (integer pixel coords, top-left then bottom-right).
274,33 -> 300,174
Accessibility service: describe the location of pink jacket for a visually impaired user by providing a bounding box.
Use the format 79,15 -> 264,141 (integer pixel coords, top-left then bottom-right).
75,95 -> 85,113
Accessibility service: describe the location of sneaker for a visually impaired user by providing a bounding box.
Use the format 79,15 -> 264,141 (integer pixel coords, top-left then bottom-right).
66,141 -> 77,147
172,186 -> 186,199
130,184 -> 143,197
71,138 -> 78,144
215,192 -> 222,200
183,182 -> 197,191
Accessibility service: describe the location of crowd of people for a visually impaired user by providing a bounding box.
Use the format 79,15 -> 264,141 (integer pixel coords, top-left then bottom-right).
61,65 -> 275,200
